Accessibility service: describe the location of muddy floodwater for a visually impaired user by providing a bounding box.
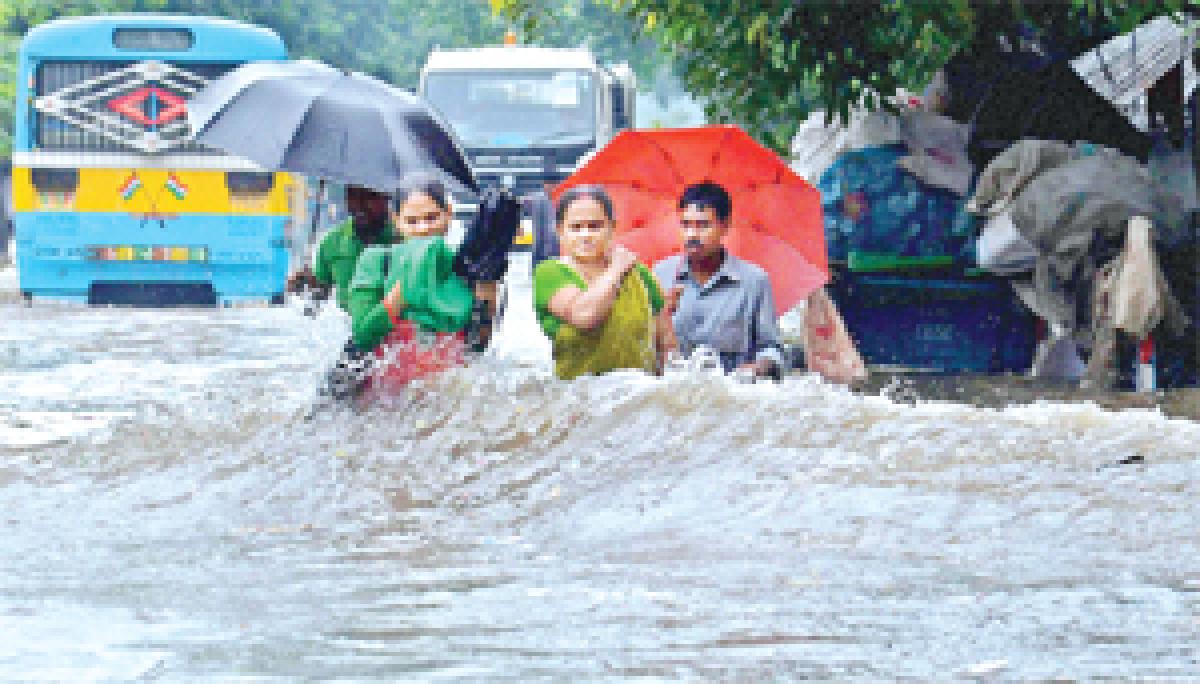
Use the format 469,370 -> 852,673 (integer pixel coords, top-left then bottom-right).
2,258 -> 1199,680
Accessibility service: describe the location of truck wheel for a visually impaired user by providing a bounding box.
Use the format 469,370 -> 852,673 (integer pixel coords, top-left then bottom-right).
270,292 -> 286,306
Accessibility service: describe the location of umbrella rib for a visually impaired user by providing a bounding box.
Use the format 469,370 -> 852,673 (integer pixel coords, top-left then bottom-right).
639,134 -> 686,188
708,126 -> 739,183
383,110 -> 433,186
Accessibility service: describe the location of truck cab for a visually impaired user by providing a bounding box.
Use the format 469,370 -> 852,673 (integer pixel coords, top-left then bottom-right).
419,44 -> 635,246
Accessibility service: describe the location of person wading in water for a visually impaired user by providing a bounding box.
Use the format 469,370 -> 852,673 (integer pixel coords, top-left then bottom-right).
346,178 -> 500,398
653,182 -> 784,380
532,185 -> 676,380
286,185 -> 399,401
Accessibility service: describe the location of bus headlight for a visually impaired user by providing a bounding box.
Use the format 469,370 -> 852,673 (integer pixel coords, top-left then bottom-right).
225,171 -> 274,194
30,168 -> 79,193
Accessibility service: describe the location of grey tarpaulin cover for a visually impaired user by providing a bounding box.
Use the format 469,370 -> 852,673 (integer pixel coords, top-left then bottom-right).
967,139 -> 1073,216
1008,147 -> 1183,328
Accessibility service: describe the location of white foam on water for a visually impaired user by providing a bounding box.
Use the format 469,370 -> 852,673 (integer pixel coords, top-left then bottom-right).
0,410 -> 135,450
487,252 -> 552,366
0,601 -> 188,681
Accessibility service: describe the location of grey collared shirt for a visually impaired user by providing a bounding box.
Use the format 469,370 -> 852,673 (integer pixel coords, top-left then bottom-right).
654,253 -> 784,372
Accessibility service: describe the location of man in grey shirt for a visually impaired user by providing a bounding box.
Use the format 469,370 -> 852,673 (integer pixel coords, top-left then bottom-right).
654,182 -> 784,379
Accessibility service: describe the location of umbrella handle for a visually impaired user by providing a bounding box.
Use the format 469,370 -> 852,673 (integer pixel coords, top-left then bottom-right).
305,178 -> 327,264
297,178 -> 326,318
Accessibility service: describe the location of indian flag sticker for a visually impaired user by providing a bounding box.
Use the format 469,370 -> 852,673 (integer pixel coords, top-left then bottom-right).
38,191 -> 75,209
164,173 -> 189,200
119,174 -> 143,201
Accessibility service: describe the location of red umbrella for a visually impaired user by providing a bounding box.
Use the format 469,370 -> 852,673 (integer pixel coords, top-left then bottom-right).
552,125 -> 826,311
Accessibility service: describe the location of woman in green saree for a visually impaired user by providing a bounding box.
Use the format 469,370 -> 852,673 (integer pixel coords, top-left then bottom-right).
533,186 -> 676,380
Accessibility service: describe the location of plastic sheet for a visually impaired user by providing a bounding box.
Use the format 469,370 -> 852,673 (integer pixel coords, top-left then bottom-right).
818,144 -> 976,264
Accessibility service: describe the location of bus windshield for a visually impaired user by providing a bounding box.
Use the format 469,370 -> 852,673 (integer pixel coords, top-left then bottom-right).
424,69 -> 595,148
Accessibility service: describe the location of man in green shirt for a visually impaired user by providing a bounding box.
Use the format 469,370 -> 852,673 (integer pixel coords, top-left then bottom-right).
286,185 -> 397,403
286,185 -> 397,312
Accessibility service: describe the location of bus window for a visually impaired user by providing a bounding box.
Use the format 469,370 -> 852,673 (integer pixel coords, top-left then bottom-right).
112,28 -> 194,51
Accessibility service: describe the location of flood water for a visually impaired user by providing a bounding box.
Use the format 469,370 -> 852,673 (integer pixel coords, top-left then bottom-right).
2,257 -> 1199,680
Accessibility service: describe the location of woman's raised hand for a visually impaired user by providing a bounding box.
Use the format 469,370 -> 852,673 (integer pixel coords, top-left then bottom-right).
609,245 -> 639,275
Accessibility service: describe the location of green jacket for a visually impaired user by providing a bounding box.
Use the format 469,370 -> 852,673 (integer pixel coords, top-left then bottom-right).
348,237 -> 475,351
312,219 -> 396,312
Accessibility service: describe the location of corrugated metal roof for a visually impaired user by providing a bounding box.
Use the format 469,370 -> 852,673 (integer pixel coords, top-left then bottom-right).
424,47 -> 598,72
1071,15 -> 1198,131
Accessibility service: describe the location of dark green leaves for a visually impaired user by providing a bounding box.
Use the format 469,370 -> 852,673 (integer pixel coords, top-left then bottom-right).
495,0 -> 1191,154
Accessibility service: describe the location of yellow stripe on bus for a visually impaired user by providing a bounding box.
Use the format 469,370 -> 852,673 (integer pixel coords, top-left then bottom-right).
11,167 -> 294,215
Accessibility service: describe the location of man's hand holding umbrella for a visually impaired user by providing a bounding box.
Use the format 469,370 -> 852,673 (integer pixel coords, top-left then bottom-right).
285,266 -> 327,298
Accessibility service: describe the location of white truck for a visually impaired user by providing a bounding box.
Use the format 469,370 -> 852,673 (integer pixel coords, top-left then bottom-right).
419,43 -> 636,246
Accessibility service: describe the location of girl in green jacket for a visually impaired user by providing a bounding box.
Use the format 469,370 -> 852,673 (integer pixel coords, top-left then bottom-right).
347,178 -> 498,395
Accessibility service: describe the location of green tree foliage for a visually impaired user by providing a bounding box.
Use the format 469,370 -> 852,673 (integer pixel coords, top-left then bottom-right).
0,38 -> 15,159
495,0 -> 1196,152
0,0 -> 667,160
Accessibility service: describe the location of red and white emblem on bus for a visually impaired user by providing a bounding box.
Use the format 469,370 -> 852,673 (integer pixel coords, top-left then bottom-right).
107,87 -> 188,127
32,60 -> 212,153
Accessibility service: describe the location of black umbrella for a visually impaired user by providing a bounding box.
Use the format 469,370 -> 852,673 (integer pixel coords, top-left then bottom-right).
186,60 -> 477,195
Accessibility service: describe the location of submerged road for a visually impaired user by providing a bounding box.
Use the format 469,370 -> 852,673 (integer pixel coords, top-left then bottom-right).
1,255 -> 1199,679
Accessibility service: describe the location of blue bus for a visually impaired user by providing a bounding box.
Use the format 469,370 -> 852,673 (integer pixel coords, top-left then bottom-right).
11,14 -> 294,306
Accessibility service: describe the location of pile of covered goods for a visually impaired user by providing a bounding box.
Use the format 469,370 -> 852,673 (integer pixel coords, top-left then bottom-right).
790,15 -> 1198,389
968,139 -> 1196,389
792,97 -> 1037,377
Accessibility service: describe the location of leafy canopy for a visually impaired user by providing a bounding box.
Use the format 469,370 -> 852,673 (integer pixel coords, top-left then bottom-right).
494,0 -> 1196,152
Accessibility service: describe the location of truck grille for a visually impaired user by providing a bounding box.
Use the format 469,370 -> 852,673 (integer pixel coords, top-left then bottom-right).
474,171 -> 569,199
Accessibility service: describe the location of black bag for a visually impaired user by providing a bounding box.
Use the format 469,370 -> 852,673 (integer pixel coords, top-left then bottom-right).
453,187 -> 520,284
320,339 -> 373,400
527,191 -> 559,270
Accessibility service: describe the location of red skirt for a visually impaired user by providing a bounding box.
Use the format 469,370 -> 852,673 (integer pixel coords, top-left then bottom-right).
362,320 -> 466,399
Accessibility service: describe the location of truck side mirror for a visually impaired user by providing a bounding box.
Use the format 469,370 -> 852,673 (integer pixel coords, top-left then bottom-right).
610,82 -> 630,131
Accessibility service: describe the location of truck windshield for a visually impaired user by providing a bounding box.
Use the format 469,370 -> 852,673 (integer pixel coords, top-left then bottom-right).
424,69 -> 595,148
